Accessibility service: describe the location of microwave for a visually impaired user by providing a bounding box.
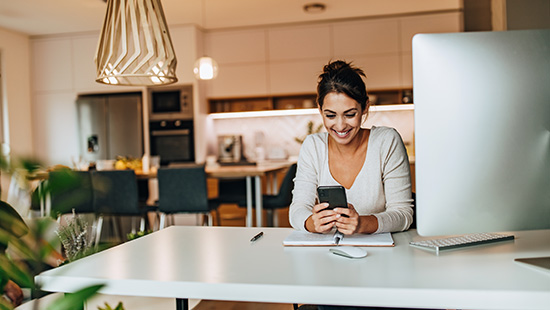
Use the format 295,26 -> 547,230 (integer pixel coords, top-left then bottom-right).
149,85 -> 193,120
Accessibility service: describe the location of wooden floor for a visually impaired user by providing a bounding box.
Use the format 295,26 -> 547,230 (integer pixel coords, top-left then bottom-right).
194,300 -> 295,310
216,203 -> 292,228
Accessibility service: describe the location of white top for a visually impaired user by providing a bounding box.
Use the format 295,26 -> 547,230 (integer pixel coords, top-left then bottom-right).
35,226 -> 550,310
289,126 -> 414,233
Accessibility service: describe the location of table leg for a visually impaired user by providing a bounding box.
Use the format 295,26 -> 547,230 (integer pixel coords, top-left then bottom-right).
245,176 -> 253,227
255,175 -> 262,227
176,298 -> 189,310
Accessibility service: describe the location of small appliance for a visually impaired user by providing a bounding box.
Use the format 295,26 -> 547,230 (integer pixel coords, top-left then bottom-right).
218,135 -> 242,163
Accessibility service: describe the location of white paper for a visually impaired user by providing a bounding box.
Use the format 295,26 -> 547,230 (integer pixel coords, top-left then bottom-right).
283,231 -> 394,247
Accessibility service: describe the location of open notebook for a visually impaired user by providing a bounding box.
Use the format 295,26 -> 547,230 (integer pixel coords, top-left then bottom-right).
283,231 -> 394,247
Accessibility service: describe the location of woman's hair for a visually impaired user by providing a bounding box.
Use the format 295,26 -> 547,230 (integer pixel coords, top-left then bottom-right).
316,60 -> 369,111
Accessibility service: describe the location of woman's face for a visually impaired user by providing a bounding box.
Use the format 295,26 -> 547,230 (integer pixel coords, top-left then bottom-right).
320,92 -> 366,145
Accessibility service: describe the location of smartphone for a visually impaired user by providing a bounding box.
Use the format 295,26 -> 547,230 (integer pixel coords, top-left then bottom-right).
317,185 -> 348,210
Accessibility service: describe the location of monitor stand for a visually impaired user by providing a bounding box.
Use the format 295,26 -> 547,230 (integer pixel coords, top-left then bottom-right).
515,257 -> 550,272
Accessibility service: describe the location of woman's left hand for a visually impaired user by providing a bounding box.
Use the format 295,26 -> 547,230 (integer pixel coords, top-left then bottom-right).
333,203 -> 360,235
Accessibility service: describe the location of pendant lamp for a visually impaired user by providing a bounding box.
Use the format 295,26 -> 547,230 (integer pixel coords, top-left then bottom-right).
192,0 -> 218,81
95,0 -> 178,86
193,56 -> 219,80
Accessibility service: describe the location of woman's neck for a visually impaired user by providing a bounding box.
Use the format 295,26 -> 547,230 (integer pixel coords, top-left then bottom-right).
329,128 -> 369,155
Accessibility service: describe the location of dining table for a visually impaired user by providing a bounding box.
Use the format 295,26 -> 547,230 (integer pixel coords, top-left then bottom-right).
29,160 -> 296,227
137,160 -> 295,227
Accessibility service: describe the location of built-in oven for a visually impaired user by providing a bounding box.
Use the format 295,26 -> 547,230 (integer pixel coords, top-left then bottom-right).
150,119 -> 194,165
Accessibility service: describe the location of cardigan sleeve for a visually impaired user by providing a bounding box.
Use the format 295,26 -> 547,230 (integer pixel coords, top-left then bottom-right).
373,128 -> 414,233
289,135 -> 321,231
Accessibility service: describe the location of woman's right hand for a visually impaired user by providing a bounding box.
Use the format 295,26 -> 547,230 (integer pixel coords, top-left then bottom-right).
305,202 -> 339,233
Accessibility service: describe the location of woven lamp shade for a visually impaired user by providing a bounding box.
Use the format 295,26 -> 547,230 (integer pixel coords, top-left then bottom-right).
95,0 -> 177,86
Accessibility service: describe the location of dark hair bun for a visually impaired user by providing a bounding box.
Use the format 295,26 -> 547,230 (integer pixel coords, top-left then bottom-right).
317,60 -> 368,111
322,60 -> 366,78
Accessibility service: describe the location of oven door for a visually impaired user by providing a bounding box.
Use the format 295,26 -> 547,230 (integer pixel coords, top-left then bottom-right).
150,124 -> 194,165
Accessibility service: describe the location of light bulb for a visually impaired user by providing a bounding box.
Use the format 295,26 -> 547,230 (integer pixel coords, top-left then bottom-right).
193,57 -> 219,80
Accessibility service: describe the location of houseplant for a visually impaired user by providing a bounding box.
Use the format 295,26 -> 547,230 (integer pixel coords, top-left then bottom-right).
0,156 -> 104,310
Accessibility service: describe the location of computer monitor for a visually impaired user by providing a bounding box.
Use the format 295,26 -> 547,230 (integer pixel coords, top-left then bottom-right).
413,29 -> 550,237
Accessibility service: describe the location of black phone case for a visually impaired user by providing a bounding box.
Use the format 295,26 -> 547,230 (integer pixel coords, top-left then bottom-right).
317,185 -> 348,209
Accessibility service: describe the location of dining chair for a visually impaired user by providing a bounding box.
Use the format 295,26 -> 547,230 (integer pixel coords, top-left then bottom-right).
157,165 -> 220,229
238,163 -> 297,227
48,170 -> 94,217
91,170 -> 146,245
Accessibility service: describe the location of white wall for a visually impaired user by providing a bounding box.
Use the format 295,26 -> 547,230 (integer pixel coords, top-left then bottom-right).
30,25 -> 201,167
0,28 -> 33,158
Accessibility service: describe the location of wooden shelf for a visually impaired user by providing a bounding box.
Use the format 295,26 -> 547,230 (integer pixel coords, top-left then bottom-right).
208,89 -> 412,114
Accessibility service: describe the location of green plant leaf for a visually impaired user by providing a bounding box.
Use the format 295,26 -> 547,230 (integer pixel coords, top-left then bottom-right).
46,284 -> 105,310
0,297 -> 14,310
0,254 -> 33,288
0,201 -> 29,238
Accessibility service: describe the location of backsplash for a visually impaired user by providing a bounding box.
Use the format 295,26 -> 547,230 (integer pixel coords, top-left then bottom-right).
207,109 -> 414,161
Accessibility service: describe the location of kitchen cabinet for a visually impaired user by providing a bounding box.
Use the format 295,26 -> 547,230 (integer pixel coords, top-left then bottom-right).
332,18 -> 400,56
208,89 -> 412,113
267,24 -> 331,61
204,11 -> 462,99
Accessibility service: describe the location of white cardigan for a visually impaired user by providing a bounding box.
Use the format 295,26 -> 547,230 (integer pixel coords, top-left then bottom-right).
289,126 -> 414,233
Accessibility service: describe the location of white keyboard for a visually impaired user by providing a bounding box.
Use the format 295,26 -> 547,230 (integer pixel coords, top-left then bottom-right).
410,232 -> 514,253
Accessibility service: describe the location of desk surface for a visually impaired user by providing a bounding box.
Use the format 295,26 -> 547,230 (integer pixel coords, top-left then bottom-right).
36,227 -> 550,310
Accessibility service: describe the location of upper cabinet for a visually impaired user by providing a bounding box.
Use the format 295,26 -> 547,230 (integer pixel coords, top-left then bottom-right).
267,24 -> 331,61
332,18 -> 400,56
204,11 -> 463,100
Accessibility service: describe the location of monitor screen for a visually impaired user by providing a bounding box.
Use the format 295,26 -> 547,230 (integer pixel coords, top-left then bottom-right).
413,29 -> 550,236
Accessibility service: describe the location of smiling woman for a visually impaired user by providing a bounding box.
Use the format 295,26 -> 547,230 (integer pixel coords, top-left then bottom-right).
289,60 -> 414,236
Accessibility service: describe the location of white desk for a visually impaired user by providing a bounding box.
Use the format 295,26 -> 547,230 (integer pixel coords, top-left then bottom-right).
36,227 -> 550,310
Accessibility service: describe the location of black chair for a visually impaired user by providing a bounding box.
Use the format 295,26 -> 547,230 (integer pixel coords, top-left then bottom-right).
91,170 -> 146,245
238,163 -> 297,227
48,170 -> 94,217
157,165 -> 220,229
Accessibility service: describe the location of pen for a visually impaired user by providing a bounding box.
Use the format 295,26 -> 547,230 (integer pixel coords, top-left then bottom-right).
250,231 -> 264,242
333,231 -> 344,245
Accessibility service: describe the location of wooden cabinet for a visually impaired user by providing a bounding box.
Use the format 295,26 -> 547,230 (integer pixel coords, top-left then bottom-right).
209,93 -> 316,113
208,89 -> 412,113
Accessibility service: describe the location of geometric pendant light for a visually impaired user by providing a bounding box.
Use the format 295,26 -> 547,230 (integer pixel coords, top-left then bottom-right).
95,0 -> 178,86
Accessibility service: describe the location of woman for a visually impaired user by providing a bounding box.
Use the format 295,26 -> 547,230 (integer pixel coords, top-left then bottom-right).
289,60 -> 413,235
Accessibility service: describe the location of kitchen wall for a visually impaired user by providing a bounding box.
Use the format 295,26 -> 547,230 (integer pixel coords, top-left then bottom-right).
0,28 -> 33,201
0,28 -> 33,158
203,11 -> 461,161
208,110 -> 415,162
28,26 -> 204,167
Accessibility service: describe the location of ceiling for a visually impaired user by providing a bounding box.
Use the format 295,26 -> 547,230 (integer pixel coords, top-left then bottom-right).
0,0 -> 461,37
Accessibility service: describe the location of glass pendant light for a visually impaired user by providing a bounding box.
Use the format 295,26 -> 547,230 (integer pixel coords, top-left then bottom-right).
95,0 -> 178,86
193,56 -> 218,80
193,0 -> 218,81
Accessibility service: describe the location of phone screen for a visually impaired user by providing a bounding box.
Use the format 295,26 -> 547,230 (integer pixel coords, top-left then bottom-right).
317,185 -> 348,209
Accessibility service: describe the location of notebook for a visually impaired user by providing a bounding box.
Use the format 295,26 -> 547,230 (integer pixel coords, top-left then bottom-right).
283,231 -> 394,247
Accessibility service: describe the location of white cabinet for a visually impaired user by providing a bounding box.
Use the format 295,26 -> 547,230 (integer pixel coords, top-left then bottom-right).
351,55 -> 401,90
170,26 -> 201,84
205,29 -> 266,64
204,11 -> 463,104
268,24 -> 331,61
268,59 -> 325,95
32,92 -> 80,165
400,12 -> 463,52
208,62 -> 268,98
332,18 -> 400,57
72,34 -> 115,93
399,11 -> 463,88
